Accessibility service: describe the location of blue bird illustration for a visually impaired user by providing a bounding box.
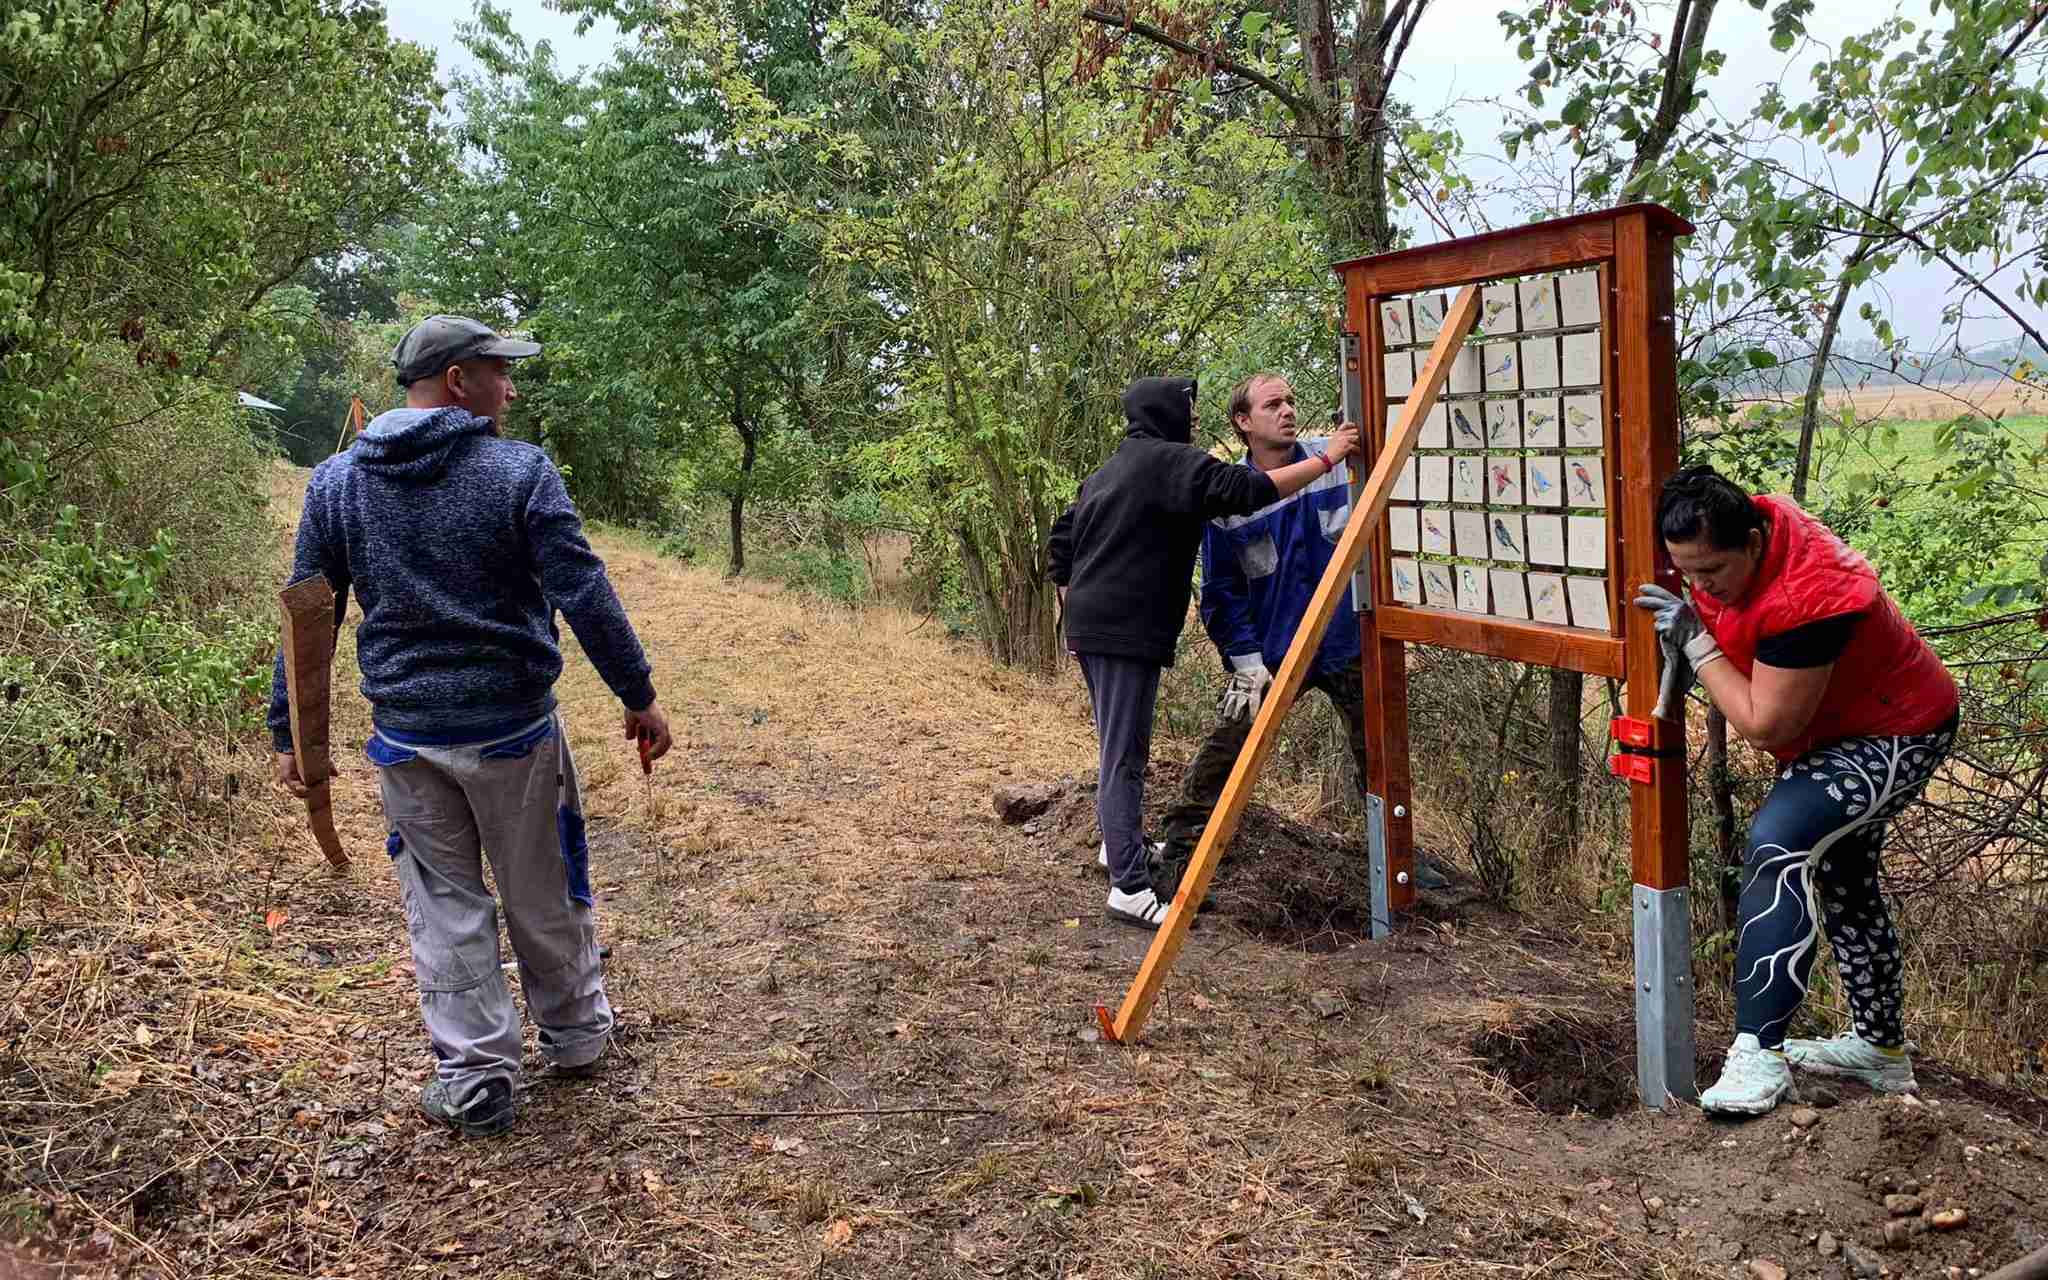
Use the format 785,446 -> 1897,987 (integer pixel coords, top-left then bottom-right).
1395,566 -> 1415,596
1488,351 -> 1516,378
1452,407 -> 1482,442
1493,518 -> 1523,557
1531,467 -> 1556,497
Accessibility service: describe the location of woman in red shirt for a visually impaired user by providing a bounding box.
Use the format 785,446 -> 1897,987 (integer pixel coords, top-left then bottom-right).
1636,467 -> 1959,1116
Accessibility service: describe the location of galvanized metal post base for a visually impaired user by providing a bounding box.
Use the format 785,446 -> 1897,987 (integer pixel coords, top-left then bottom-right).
1633,883 -> 1697,1108
1366,794 -> 1392,940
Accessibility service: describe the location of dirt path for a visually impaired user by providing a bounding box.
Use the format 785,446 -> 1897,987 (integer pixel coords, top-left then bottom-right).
5,501 -> 2046,1279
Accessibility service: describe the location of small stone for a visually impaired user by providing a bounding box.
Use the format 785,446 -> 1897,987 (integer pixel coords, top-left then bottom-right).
1819,1230 -> 1840,1256
1901,1178 -> 1922,1195
1644,1196 -> 1665,1216
993,783 -> 1059,824
1789,1107 -> 1821,1130
1882,1217 -> 1924,1247
1962,1145 -> 1983,1159
1929,1208 -> 1968,1232
1747,1259 -> 1788,1280
1900,1092 -> 1925,1108
1717,1239 -> 1745,1262
1842,1242 -> 1882,1278
1884,1194 -> 1925,1217
1948,1268 -> 1966,1280
1308,991 -> 1345,1019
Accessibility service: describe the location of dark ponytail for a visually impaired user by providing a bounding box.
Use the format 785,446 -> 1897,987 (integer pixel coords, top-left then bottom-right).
1657,465 -> 1767,550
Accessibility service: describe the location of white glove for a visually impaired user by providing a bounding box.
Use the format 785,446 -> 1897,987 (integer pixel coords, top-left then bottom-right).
1682,627 -> 1725,672
1219,660 -> 1273,723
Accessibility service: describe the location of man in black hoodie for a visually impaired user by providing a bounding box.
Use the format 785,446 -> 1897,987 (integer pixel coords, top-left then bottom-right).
1049,377 -> 1360,928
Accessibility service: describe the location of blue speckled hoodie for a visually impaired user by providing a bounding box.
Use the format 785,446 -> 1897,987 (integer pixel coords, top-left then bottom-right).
266,407 -> 654,752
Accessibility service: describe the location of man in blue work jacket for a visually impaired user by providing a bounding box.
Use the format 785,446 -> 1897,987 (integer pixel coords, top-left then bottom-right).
1156,371 -> 1449,891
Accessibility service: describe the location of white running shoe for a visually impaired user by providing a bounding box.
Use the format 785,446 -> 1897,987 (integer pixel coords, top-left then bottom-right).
1105,885 -> 1172,930
1784,1032 -> 1918,1093
1097,838 -> 1165,872
1700,1033 -> 1794,1115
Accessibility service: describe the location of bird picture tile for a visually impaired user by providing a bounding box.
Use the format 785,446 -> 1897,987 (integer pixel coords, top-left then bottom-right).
1421,401 -> 1449,449
1520,396 -> 1562,447
1562,393 -> 1603,447
1518,335 -> 1560,389
1489,511 -> 1527,563
1567,515 -> 1607,570
1446,344 -> 1483,394
1456,564 -> 1489,614
1527,572 -> 1570,625
1482,343 -> 1520,393
1421,561 -> 1456,609
1412,292 -> 1445,340
1391,556 -> 1424,605
1388,504 -> 1419,553
1380,299 -> 1413,347
1419,507 -> 1454,555
1383,350 -> 1414,397
1517,276 -> 1559,331
1567,575 -> 1613,631
1565,454 -> 1606,509
1490,569 -> 1531,619
1446,401 -> 1486,449
1524,513 -> 1566,566
1481,283 -> 1518,333
1486,455 -> 1524,506
1558,270 -> 1601,327
1485,397 -> 1520,447
1560,331 -> 1602,387
1453,509 -> 1490,560
1451,455 -> 1485,505
1525,456 -> 1564,508
1390,456 -> 1417,501
1417,455 -> 1450,503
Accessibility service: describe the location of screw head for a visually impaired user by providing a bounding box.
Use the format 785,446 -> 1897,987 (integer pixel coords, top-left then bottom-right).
1396,872 -> 1410,885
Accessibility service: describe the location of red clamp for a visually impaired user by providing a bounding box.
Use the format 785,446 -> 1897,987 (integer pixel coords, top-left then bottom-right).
1608,715 -> 1664,785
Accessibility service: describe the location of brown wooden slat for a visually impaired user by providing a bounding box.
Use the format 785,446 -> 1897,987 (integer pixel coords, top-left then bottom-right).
280,574 -> 349,870
1378,607 -> 1627,676
1097,284 -> 1482,1046
1331,202 -> 1695,273
1356,278 -> 1417,911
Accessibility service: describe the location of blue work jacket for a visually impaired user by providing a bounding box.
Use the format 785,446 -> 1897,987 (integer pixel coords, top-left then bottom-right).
1198,436 -> 1363,678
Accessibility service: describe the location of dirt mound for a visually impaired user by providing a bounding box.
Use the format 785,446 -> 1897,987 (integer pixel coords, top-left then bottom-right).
1014,760 -> 1487,950
1471,1012 -> 1637,1117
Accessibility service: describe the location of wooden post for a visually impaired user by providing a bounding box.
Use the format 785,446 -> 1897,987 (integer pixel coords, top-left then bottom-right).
280,575 -> 350,870
333,396 -> 366,456
1094,284 -> 1482,1045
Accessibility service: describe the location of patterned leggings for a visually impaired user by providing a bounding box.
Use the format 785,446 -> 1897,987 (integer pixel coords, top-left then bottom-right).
1736,714 -> 1956,1050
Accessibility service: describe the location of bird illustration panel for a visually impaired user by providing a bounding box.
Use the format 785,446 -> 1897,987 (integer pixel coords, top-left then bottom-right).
1486,456 -> 1524,506
1388,504 -> 1419,553
1567,515 -> 1607,570
1456,564 -> 1489,614
1421,401 -> 1449,449
1565,454 -> 1606,509
1524,513 -> 1566,566
1446,344 -> 1483,394
1482,343 -> 1520,393
1383,350 -> 1414,397
1485,397 -> 1520,447
1520,396 -> 1561,447
1489,512 -> 1526,563
1421,561 -> 1456,609
1391,556 -> 1424,605
1566,575 -> 1612,631
1558,270 -> 1601,327
1419,507 -> 1454,555
1446,401 -> 1486,449
1390,456 -> 1417,501
1562,393 -> 1602,447
1525,456 -> 1563,507
1490,569 -> 1531,619
1527,572 -> 1570,625
1452,509 -> 1489,560
1451,455 -> 1485,505
1412,292 -> 1445,340
1560,331 -> 1602,387
1417,456 -> 1450,503
1380,299 -> 1414,347
1517,276 -> 1559,331
1481,283 -> 1518,332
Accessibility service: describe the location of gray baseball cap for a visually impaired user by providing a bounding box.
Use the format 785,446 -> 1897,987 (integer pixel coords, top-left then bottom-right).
391,314 -> 542,386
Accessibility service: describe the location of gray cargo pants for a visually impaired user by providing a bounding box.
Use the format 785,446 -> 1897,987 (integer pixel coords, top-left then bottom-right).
368,712 -> 612,1094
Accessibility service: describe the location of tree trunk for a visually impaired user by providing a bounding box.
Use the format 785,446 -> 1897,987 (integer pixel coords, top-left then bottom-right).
1707,706 -> 1740,933
1545,669 -> 1582,863
1792,257 -> 1862,502
728,382 -> 757,577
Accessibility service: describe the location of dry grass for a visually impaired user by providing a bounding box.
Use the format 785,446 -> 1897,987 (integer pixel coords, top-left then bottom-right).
1,465 -> 2043,1277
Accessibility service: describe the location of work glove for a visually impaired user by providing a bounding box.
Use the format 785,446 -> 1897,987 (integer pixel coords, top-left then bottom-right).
1633,584 -> 1718,721
1218,661 -> 1274,724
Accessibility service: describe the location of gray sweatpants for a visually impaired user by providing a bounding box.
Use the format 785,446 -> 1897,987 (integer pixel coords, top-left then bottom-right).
1078,654 -> 1162,894
369,713 -> 612,1093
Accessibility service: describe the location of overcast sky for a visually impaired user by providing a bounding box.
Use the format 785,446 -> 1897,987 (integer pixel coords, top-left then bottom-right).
381,0 -> 2043,350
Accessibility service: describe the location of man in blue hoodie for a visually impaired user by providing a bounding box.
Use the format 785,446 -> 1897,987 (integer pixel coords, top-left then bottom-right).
1155,372 -> 1447,891
1050,377 -> 1358,929
269,315 -> 670,1136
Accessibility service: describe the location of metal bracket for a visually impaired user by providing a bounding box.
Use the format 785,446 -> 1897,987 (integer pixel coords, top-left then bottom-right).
1366,792 -> 1391,940
1609,715 -> 1679,783
1632,884 -> 1698,1109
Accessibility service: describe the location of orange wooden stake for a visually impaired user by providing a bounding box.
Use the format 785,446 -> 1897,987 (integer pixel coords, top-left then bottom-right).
1094,283 -> 1481,1045
279,574 -> 350,870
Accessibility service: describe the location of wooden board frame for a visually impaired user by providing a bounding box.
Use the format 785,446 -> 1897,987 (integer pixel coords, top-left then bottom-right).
280,574 -> 350,870
1345,203 -> 1696,1105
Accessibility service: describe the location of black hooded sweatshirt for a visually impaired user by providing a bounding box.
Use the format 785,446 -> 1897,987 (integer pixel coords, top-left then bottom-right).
1048,377 -> 1281,665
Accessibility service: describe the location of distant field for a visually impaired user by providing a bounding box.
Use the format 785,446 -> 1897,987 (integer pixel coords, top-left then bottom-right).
1824,378 -> 2044,421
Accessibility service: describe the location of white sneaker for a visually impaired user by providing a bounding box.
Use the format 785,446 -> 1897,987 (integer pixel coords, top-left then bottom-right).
1784,1032 -> 1917,1093
1097,838 -> 1165,873
1700,1033 -> 1794,1115
1105,885 -> 1172,930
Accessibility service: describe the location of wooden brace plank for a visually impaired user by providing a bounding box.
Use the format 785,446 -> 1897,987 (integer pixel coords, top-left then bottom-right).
1096,283 -> 1482,1045
279,574 -> 349,870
